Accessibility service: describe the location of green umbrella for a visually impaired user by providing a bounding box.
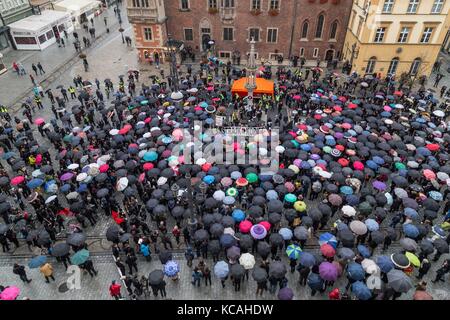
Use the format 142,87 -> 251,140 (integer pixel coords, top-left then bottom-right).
70,249 -> 90,265
291,140 -> 300,148
286,244 -> 302,260
226,187 -> 238,197
395,162 -> 406,170
63,135 -> 72,143
284,193 -> 297,203
246,173 -> 258,183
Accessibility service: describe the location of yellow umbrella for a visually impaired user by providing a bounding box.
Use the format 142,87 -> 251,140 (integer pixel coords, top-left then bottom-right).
405,252 -> 420,267
163,102 -> 170,107
294,201 -> 306,212
288,165 -> 299,174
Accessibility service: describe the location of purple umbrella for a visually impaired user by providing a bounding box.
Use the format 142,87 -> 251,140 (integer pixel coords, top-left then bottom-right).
372,180 -> 387,191
60,172 -> 74,181
319,262 -> 338,281
250,224 -> 267,240
278,287 -> 294,300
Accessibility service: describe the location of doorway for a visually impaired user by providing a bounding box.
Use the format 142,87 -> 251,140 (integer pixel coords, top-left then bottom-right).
325,49 -> 334,62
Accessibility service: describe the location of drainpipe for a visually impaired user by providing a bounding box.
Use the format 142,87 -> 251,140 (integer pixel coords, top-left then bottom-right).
288,0 -> 298,59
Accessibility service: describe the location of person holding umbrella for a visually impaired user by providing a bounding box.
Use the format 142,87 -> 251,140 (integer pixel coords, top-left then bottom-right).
125,252 -> 138,275
12,264 -> 32,283
40,262 -> 55,283
416,258 -> 431,280
432,259 -> 450,283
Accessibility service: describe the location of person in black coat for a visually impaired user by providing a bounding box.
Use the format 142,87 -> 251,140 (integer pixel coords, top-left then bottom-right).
13,264 -> 32,283
297,265 -> 310,286
83,259 -> 98,277
416,259 -> 431,280
157,280 -> 167,297
125,253 -> 138,274
115,258 -> 126,276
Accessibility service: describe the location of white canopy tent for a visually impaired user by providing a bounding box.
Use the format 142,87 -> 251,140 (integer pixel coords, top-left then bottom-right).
53,0 -> 102,28
9,10 -> 74,51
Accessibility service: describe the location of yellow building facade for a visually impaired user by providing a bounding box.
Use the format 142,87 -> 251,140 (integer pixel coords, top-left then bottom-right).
343,0 -> 450,78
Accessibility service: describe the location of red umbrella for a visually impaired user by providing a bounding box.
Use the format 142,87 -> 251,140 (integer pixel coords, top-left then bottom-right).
338,158 -> 349,167
11,176 -> 25,185
293,95 -> 301,100
348,103 -> 357,109
139,173 -> 145,182
236,177 -> 249,187
394,90 -> 403,96
423,169 -> 436,180
34,118 -> 45,125
144,117 -> 152,124
143,163 -> 154,171
320,244 -> 336,257
341,123 -> 352,129
333,105 -> 342,112
335,145 -> 345,152
202,163 -> 212,172
99,164 -> 109,173
239,220 -> 253,233
426,144 -> 439,152
259,221 -> 271,231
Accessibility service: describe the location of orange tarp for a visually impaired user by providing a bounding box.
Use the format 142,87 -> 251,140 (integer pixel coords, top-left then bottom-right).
231,77 -> 274,97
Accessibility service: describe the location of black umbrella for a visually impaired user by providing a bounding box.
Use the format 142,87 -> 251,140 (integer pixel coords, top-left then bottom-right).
210,223 -> 224,237
148,270 -> 164,285
269,233 -> 283,246
37,230 -> 51,246
269,261 -> 287,279
66,232 -> 86,246
252,267 -> 268,282
419,239 -> 435,255
433,239 -> 449,254
370,231 -> 384,244
221,216 -> 234,228
26,229 -> 39,242
208,239 -> 221,253
106,225 -> 120,242
257,242 -> 271,257
158,251 -> 173,264
51,243 -> 70,257
96,188 -> 109,198
194,229 -> 209,242
0,224 -> 9,234
230,263 -> 245,278
238,234 -> 253,249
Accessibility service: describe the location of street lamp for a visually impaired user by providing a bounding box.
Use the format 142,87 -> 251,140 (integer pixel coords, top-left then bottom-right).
119,27 -> 125,44
244,38 -> 258,119
166,36 -> 184,91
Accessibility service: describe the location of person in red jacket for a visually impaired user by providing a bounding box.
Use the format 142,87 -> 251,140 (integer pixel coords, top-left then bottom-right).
109,280 -> 122,300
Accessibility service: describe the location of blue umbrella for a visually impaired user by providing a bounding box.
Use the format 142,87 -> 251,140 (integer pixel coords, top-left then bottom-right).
352,281 -> 372,300
60,184 -> 71,194
220,234 -> 237,248
307,273 -> 324,290
203,175 -> 215,185
77,184 -> 88,193
346,195 -> 360,206
2,152 -> 16,160
214,261 -> 229,278
266,190 -> 278,200
143,151 -> 158,162
28,255 -> 47,269
366,160 -> 378,170
365,219 -> 379,232
403,224 -> 420,239
340,186 -> 353,195
372,156 -> 385,165
299,252 -> 316,267
347,262 -> 365,281
357,245 -> 371,258
417,147 -> 431,157
319,232 -> 338,249
232,209 -> 245,222
27,178 -> 44,189
404,208 -> 419,220
279,228 -> 293,240
164,260 -> 180,277
223,196 -> 235,205
428,191 -> 443,201
376,255 -> 394,273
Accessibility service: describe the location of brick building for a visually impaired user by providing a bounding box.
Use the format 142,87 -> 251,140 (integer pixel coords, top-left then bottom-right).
127,0 -> 352,65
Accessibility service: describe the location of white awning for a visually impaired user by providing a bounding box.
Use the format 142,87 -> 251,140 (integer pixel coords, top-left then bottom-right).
9,10 -> 71,35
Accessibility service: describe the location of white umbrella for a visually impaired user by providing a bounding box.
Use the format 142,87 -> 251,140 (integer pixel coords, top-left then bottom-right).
275,145 -> 285,154
342,205 -> 356,217
117,177 -> 129,191
66,192 -> 79,200
433,110 -> 445,117
361,259 -> 378,274
239,253 -> 256,270
350,220 -> 368,235
157,177 -> 167,186
45,195 -> 58,204
88,164 -> 100,176
224,227 -> 235,236
318,170 -> 332,179
213,190 -> 226,201
67,163 -> 79,170
32,169 -> 43,178
76,173 -> 87,182
109,129 -> 119,136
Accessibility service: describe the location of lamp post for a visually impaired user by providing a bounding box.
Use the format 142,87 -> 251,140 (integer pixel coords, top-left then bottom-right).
244,38 -> 258,118
185,172 -> 198,235
166,36 -> 183,91
119,27 -> 125,44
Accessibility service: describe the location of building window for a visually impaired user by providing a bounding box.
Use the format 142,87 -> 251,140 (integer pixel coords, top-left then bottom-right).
313,48 -> 319,58
184,28 -> 193,41
420,27 -> 433,43
409,58 -> 421,75
374,27 -> 386,43
223,27 -> 234,41
132,0 -> 139,7
365,57 -> 377,73
246,51 -> 259,59
387,57 -> 399,75
300,47 -> 305,57
407,0 -> 419,13
219,51 -> 231,58
431,0 -> 445,13
269,53 -> 282,60
267,28 -> 278,43
180,0 -> 189,10
329,21 -> 338,40
397,27 -> 410,43
251,0 -> 261,10
38,34 -> 47,44
222,0 -> 235,8
269,0 -> 279,10
208,0 -> 218,8
249,28 -> 260,41
46,30 -> 54,40
382,0 -> 395,13
301,21 -> 308,39
356,18 -> 363,37
141,0 -> 149,7
315,14 -> 325,38
14,37 -> 37,45
144,27 -> 153,41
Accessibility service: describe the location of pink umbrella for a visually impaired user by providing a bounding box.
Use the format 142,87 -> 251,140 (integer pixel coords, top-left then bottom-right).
99,164 -> 109,173
293,95 -> 301,100
259,221 -> 271,231
221,177 -> 233,187
11,176 -> 25,186
60,172 -> 74,181
139,173 -> 145,182
353,161 -> 364,171
341,123 -> 352,129
207,86 -> 214,91
384,105 -> 392,112
172,128 -> 184,140
239,220 -> 253,233
423,169 -> 436,180
285,182 -> 295,192
34,118 -> 45,125
0,286 -> 20,300
293,159 -> 302,167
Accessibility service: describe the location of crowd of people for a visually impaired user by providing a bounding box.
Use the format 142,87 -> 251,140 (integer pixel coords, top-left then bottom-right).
0,50 -> 449,301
